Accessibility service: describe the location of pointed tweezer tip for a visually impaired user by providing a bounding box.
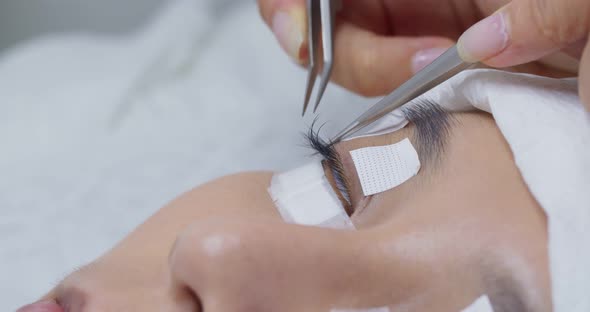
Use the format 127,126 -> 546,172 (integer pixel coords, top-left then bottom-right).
301,100 -> 310,117
312,90 -> 326,114
312,99 -> 320,114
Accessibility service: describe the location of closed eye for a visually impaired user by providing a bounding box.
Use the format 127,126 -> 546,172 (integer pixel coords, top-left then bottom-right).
304,99 -> 455,213
304,125 -> 353,213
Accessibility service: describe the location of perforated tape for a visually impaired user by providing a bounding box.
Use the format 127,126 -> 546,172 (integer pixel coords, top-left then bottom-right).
350,138 -> 421,196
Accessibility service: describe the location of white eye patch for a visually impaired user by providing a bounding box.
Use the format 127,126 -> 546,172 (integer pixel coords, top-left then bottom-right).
350,138 -> 421,196
268,161 -> 355,229
269,161 -> 390,311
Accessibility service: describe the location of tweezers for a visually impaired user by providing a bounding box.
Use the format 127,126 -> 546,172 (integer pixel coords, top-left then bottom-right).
302,0 -> 338,116
332,45 -> 477,142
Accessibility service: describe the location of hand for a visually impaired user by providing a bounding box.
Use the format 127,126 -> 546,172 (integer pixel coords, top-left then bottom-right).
258,0 -> 588,109
457,0 -> 589,109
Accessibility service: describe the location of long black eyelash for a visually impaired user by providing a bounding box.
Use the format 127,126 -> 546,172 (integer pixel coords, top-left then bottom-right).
304,121 -> 352,206
305,119 -> 336,160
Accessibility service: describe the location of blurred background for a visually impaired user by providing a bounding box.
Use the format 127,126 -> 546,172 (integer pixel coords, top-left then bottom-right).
0,0 -> 368,309
0,0 -> 166,53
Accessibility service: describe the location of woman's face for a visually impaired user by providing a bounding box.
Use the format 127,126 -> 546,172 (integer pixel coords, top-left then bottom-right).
21,108 -> 551,312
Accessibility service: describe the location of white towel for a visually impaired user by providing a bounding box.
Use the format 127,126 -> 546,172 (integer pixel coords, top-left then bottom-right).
414,69 -> 590,312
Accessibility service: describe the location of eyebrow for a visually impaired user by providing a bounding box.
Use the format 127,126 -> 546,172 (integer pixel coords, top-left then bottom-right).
402,99 -> 455,167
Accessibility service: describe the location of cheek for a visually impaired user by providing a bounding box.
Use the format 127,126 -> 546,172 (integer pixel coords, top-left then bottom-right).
351,186 -> 491,302
351,175 -> 422,228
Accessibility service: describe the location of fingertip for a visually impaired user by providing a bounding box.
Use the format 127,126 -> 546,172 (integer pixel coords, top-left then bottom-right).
259,0 -> 307,63
457,10 -> 510,63
257,0 -> 276,24
467,0 -> 590,68
273,6 -> 307,63
258,0 -> 305,25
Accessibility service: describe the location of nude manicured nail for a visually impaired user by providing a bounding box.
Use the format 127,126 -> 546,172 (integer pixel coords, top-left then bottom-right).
411,47 -> 448,73
272,7 -> 306,63
458,12 -> 509,62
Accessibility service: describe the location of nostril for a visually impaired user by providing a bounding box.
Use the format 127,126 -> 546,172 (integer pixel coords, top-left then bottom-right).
16,300 -> 64,312
169,278 -> 204,312
183,286 -> 204,312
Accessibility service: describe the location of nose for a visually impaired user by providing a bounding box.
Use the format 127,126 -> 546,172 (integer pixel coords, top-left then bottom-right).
169,217 -> 315,311
16,300 -> 64,312
168,216 -> 403,312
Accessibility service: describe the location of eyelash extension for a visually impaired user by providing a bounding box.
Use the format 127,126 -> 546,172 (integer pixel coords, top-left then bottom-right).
304,122 -> 353,209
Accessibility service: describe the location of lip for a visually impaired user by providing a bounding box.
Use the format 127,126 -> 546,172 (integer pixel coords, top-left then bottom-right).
16,300 -> 64,312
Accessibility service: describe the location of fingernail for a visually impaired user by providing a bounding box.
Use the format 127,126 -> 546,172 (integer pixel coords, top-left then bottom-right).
411,47 -> 448,73
458,11 -> 509,62
272,7 -> 306,63
17,300 -> 63,312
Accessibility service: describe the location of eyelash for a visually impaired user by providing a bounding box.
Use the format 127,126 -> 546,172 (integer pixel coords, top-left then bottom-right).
330,165 -> 351,204
304,123 -> 353,209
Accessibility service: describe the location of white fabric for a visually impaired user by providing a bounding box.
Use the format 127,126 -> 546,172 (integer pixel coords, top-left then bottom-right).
269,161 -> 354,229
350,138 -> 421,196
347,109 -> 409,140
408,69 -> 590,312
0,1 -> 368,309
347,69 -> 589,311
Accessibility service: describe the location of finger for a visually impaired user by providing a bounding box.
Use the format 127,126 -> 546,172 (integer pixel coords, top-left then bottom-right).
331,22 -> 454,96
258,0 -> 307,63
579,40 -> 590,111
258,0 -> 304,24
457,0 -> 590,67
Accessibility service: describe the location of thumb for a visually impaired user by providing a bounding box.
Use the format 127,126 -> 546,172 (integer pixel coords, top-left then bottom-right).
457,0 -> 590,66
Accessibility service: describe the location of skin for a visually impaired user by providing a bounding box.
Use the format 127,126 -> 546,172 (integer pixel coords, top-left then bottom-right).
20,112 -> 550,312
258,0 -> 587,108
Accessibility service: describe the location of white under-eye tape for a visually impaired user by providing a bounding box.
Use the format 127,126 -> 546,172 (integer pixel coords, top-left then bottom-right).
268,161 -> 354,229
350,138 -> 421,196
268,161 -> 391,312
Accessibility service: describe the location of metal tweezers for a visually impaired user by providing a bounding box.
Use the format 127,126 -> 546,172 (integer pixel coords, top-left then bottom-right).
331,46 -> 477,142
303,1 -> 478,141
302,0 -> 339,116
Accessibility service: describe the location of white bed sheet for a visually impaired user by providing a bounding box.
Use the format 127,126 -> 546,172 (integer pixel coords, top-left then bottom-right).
0,0 -> 368,309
